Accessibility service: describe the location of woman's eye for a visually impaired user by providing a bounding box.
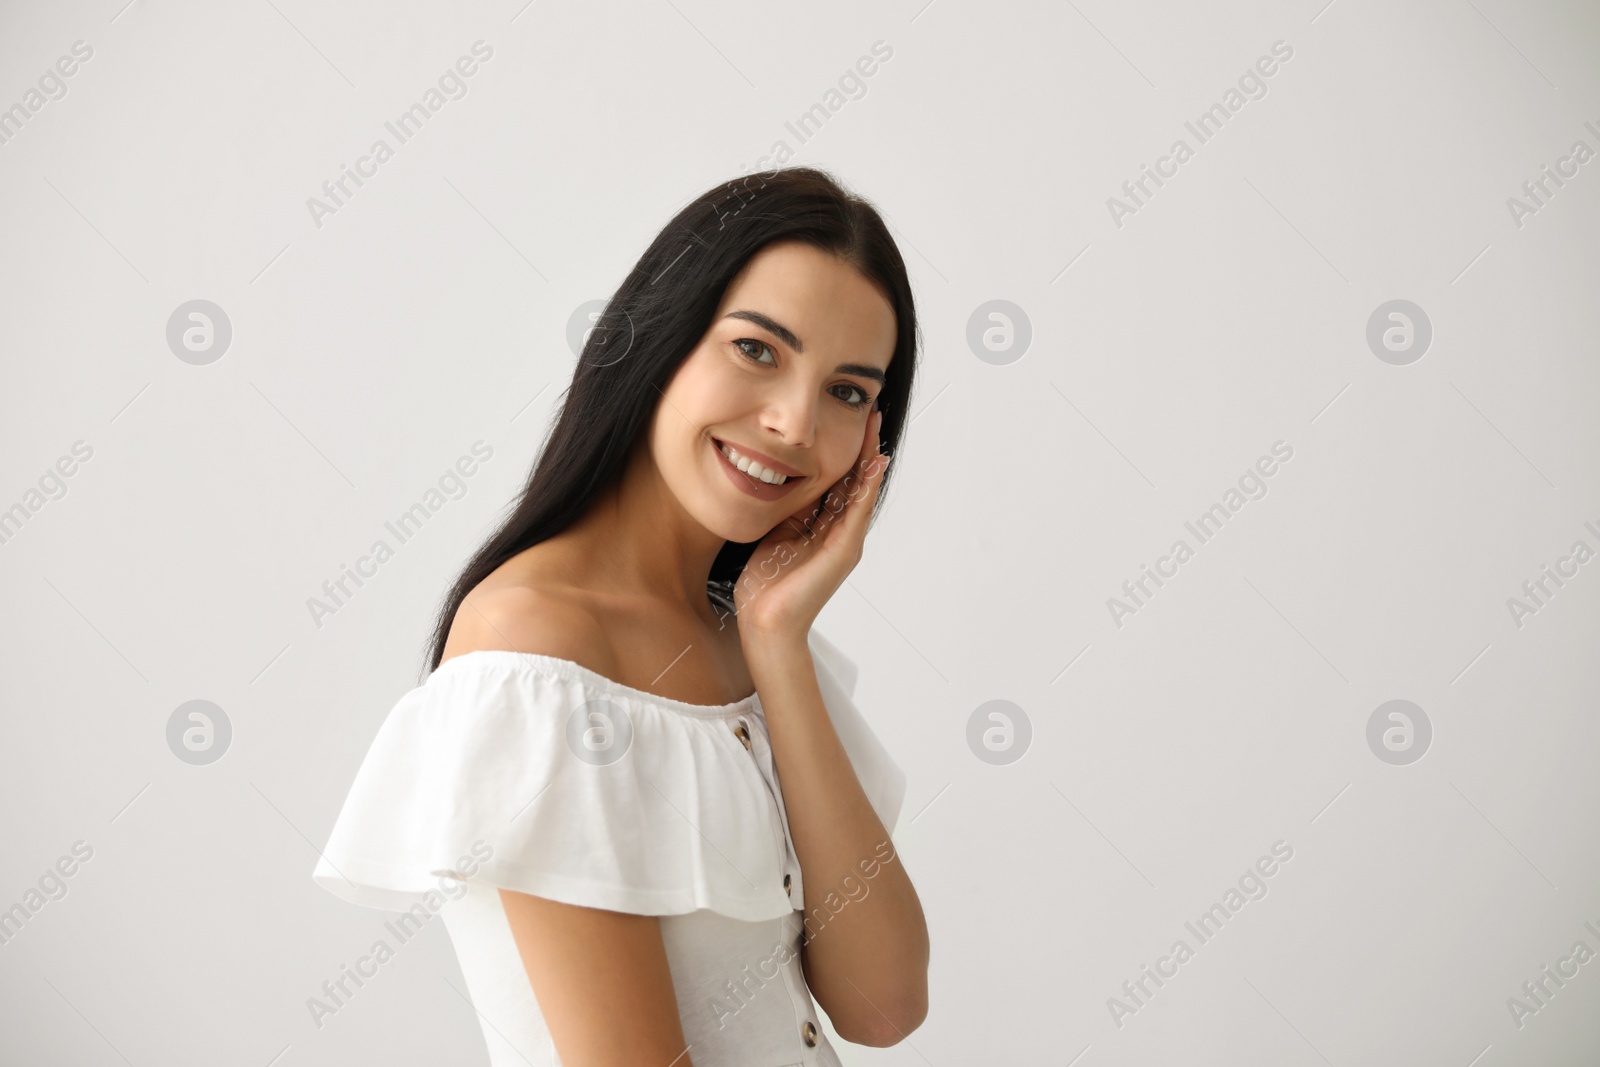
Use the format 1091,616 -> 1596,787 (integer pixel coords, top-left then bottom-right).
734,338 -> 775,365
834,383 -> 873,409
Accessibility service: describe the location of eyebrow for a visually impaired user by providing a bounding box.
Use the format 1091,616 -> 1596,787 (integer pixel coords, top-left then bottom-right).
724,309 -> 888,387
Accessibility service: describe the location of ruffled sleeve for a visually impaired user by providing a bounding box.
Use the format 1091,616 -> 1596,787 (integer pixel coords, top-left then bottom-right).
312,629 -> 907,921
806,628 -> 907,834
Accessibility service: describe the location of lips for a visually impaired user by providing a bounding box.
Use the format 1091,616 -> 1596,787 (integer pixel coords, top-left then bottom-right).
710,436 -> 803,501
711,437 -> 804,479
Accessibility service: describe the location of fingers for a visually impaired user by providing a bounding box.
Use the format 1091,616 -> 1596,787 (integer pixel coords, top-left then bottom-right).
802,411 -> 889,542
843,409 -> 886,493
828,435 -> 890,535
861,408 -> 883,464
859,408 -> 889,483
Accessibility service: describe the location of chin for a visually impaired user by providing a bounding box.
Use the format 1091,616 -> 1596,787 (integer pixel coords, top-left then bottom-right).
713,512 -> 780,544
697,494 -> 807,545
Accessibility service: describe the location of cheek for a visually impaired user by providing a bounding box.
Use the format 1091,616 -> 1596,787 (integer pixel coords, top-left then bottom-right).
823,418 -> 868,474
653,368 -> 735,483
646,397 -> 703,476
812,453 -> 857,497
669,347 -> 755,422
654,365 -> 713,436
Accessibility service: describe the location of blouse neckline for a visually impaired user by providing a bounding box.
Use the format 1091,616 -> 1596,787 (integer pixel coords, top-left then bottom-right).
433,649 -> 761,720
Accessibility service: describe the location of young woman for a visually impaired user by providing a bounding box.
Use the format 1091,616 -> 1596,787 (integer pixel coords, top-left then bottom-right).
314,166 -> 929,1065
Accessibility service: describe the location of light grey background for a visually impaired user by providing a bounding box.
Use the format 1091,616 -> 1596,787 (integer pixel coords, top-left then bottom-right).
2,0 -> 1598,1063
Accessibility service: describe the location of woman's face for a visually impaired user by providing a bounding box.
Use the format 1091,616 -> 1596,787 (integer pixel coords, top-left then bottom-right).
648,240 -> 897,544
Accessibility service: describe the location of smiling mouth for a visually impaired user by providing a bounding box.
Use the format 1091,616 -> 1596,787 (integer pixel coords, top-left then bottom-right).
710,436 -> 803,500
713,438 -> 793,485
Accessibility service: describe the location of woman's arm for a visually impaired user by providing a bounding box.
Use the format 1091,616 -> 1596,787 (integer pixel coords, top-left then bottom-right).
731,411 -> 928,1044
746,635 -> 930,1046
497,890 -> 695,1067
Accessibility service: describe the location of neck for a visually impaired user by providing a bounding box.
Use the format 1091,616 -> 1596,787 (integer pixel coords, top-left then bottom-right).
554,439 -> 727,618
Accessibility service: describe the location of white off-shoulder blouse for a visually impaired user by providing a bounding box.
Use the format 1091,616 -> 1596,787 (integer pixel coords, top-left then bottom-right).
312,620 -> 907,1066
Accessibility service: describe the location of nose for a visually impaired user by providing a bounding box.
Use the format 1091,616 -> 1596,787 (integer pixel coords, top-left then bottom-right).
759,378 -> 816,450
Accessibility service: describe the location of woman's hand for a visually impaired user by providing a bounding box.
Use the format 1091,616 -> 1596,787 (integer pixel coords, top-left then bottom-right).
734,408 -> 891,647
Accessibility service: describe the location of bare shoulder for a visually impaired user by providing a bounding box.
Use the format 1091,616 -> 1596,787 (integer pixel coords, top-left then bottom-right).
447,564 -> 695,1061
439,575 -> 618,676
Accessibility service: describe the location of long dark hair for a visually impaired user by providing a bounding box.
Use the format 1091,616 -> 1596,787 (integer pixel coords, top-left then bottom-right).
421,165 -> 921,675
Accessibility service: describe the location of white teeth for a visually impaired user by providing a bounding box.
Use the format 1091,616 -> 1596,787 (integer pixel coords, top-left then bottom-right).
718,442 -> 788,484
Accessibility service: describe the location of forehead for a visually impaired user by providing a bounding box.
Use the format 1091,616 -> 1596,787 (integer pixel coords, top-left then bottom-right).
715,241 -> 897,366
